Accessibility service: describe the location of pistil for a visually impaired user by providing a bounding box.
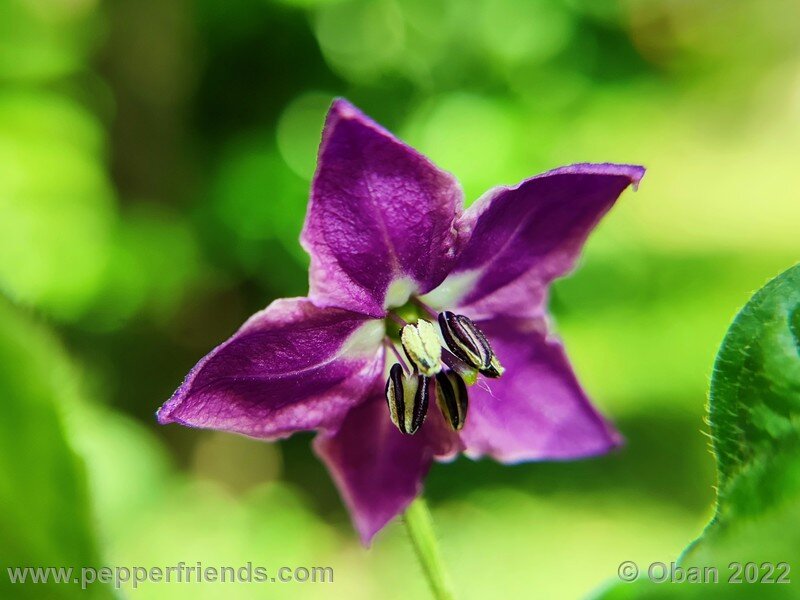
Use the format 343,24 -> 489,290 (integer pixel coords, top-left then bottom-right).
400,320 -> 442,377
384,338 -> 412,375
411,297 -> 439,319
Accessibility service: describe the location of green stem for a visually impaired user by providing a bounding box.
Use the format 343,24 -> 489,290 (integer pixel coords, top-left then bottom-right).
403,496 -> 456,600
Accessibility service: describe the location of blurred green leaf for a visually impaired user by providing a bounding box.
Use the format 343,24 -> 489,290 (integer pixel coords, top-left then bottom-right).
87,205 -> 206,329
0,92 -> 115,320
0,298 -> 110,598
596,264 -> 800,598
0,0 -> 95,83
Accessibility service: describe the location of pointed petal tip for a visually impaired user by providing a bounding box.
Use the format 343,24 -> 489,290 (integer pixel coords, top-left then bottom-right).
324,98 -> 374,133
306,97 -> 463,315
155,392 -> 182,425
154,299 -> 383,439
312,429 -> 409,547
328,97 -> 360,119
318,99 -> 370,150
625,164 -> 647,190
608,425 -> 626,450
454,318 -> 627,465
154,359 -> 207,427
155,395 -> 194,427
311,399 -> 434,547
155,406 -> 172,425
322,98 -> 404,153
351,493 -> 420,547
542,162 -> 646,188
311,431 -> 396,548
354,519 -> 381,548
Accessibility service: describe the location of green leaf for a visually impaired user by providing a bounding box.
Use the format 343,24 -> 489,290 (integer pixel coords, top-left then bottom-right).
0,297 -> 111,598
595,264 -> 800,598
708,263 -> 800,517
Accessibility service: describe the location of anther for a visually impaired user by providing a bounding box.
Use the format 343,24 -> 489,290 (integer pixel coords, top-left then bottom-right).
400,319 -> 442,377
438,311 -> 504,378
385,363 -> 429,435
434,370 -> 468,431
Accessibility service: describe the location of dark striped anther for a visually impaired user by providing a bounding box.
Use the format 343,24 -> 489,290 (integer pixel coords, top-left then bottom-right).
434,370 -> 468,431
437,311 -> 504,378
385,363 -> 429,435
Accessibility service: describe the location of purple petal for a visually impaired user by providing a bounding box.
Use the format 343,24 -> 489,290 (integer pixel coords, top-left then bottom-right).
301,99 -> 463,318
424,163 -> 644,319
458,316 -> 621,462
314,383 -> 460,545
158,298 -> 384,439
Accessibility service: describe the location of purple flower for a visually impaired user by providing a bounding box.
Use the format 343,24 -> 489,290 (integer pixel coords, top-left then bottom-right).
158,99 -> 644,544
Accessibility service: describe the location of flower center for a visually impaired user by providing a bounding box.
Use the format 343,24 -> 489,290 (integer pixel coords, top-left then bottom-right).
383,299 -> 504,435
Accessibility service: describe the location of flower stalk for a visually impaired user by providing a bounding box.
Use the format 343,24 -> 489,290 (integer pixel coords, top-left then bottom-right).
403,497 -> 456,600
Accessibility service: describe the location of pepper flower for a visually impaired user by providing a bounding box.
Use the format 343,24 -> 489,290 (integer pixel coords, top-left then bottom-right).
158,99 -> 644,544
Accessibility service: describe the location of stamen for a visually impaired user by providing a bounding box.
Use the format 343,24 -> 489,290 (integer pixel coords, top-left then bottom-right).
441,348 -> 478,386
434,370 -> 468,431
386,311 -> 408,328
385,363 -> 429,435
400,319 -> 442,377
411,297 -> 438,319
438,311 -> 504,378
384,339 -> 411,374
482,355 -> 504,378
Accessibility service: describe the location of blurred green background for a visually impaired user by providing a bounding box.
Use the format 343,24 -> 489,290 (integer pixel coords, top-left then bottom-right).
1,0 -> 799,598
